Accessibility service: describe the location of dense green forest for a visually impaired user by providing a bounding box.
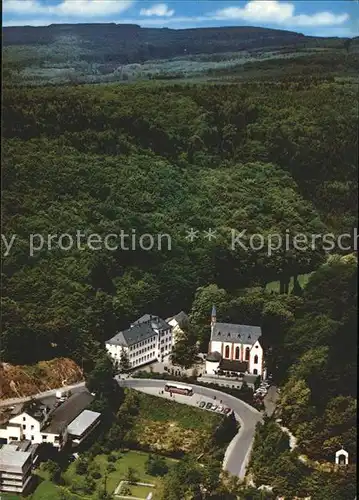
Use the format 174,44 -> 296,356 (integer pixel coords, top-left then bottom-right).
1,40 -> 357,497
2,78 -> 357,365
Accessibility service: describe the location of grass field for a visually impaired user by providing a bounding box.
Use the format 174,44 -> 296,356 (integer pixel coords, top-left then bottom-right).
265,273 -> 312,293
127,484 -> 155,498
62,450 -> 174,498
130,391 -> 222,456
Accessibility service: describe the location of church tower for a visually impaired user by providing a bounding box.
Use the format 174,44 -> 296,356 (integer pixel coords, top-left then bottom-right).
211,305 -> 216,337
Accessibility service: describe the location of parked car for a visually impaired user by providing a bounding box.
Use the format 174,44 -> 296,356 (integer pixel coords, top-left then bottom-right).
212,405 -> 218,411
223,407 -> 231,414
217,405 -> 224,412
205,402 -> 213,410
199,401 -> 206,408
255,390 -> 266,397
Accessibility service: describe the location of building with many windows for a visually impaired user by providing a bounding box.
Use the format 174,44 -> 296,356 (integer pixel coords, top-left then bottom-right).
0,441 -> 38,494
205,306 -> 265,378
106,314 -> 174,369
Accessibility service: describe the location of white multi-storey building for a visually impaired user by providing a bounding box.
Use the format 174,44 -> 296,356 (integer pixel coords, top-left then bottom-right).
106,314 -> 174,369
0,442 -> 36,495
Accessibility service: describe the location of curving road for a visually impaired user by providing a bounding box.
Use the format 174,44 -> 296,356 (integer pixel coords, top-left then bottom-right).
1,377 -> 262,479
116,377 -> 262,479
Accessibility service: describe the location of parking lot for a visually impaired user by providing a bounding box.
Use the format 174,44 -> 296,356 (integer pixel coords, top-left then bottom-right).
195,397 -> 233,416
253,379 -> 271,403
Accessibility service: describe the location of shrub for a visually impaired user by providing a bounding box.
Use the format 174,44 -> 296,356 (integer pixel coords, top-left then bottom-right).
107,463 -> 116,473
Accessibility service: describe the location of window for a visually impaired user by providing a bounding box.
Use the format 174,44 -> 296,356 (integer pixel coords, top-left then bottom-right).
253,369 -> 258,375
245,347 -> 250,361
225,345 -> 230,358
31,436 -> 34,440
23,417 -> 26,422
254,355 -> 258,364
23,425 -> 26,430
42,435 -> 47,440
31,425 -> 34,430
235,346 -> 240,359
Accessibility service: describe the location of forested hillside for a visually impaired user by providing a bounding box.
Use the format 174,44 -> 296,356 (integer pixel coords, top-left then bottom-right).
1,21 -> 358,497
3,23 -> 358,85
2,78 -> 357,368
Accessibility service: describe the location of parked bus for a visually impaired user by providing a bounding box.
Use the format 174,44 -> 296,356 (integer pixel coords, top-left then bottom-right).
164,383 -> 193,396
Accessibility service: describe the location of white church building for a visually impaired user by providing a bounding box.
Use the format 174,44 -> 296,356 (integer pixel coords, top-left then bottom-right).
205,306 -> 265,378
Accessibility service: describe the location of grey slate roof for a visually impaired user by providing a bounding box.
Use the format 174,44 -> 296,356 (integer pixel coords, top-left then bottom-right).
172,311 -> 189,328
43,391 -> 94,434
132,314 -> 170,331
106,314 -> 171,347
21,400 -> 50,423
206,351 -> 222,362
211,323 -> 261,345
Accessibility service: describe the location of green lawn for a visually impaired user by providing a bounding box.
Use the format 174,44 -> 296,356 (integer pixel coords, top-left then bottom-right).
130,392 -> 222,457
265,273 -> 312,293
63,450 -> 174,498
128,484 -> 155,497
136,391 -> 220,430
31,480 -> 61,500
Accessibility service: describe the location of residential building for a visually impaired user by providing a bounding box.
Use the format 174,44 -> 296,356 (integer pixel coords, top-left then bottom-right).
205,305 -> 265,378
106,314 -> 173,369
0,441 -> 38,494
166,311 -> 189,344
0,391 -> 98,450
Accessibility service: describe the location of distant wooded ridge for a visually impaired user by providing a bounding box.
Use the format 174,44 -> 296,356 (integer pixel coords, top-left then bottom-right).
3,23 -> 350,64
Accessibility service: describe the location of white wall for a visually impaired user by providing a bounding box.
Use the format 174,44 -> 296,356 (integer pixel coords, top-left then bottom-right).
167,319 -> 182,345
249,341 -> 263,376
205,360 -> 220,375
106,327 -> 173,369
1,413 -> 60,447
210,341 -> 222,354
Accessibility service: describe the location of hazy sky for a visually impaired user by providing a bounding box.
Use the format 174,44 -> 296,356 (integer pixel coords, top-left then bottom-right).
3,0 -> 359,37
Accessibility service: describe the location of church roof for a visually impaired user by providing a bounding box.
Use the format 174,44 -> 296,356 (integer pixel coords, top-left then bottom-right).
212,323 -> 261,345
206,351 -> 222,362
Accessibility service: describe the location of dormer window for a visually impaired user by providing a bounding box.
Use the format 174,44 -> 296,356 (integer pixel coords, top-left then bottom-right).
248,335 -> 251,340
227,333 -> 230,337
237,333 -> 241,338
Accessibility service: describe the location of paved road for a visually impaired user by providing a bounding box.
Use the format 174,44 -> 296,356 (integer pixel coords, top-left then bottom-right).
0,382 -> 86,408
0,377 -> 262,479
116,377 -> 262,479
263,385 -> 279,417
